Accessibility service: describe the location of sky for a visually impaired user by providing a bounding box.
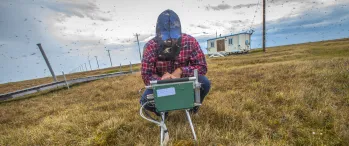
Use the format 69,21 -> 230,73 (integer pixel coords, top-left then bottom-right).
0,0 -> 348,84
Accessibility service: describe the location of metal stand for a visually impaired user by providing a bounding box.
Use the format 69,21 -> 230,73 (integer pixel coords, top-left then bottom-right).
185,109 -> 197,141
160,112 -> 169,146
140,69 -> 201,146
158,110 -> 197,145
160,113 -> 164,145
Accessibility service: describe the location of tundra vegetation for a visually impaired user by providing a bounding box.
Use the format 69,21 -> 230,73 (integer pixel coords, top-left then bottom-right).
1,39 -> 348,145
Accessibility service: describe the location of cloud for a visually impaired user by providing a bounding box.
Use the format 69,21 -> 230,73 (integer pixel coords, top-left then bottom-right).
228,20 -> 250,24
190,24 -> 211,29
233,3 -> 258,9
264,4 -> 349,36
205,19 -> 251,32
249,3 -> 349,48
43,0 -> 112,22
205,3 -> 258,11
268,0 -> 319,5
193,3 -> 349,49
210,21 -> 226,27
205,3 -> 232,11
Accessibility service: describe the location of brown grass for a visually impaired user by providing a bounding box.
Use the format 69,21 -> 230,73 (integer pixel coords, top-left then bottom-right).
0,64 -> 140,94
0,38 -> 349,145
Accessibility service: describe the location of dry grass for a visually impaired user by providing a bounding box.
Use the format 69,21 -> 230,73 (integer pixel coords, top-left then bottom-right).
0,38 -> 349,145
0,64 -> 140,94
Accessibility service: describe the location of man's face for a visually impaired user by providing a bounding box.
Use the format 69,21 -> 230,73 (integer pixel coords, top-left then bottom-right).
163,38 -> 178,49
158,38 -> 180,61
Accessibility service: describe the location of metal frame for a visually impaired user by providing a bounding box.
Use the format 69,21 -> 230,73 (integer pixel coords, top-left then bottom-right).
140,69 -> 201,146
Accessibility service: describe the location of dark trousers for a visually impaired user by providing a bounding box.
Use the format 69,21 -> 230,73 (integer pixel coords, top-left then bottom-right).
140,75 -> 211,114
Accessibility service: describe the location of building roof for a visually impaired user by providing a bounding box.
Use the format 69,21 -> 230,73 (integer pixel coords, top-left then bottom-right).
207,32 -> 252,41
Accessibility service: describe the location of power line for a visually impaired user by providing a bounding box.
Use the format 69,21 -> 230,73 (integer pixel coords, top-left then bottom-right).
249,0 -> 261,31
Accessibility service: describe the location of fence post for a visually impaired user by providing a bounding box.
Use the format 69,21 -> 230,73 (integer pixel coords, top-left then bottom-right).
37,43 -> 57,82
129,61 -> 133,73
62,71 -> 69,89
119,63 -> 122,72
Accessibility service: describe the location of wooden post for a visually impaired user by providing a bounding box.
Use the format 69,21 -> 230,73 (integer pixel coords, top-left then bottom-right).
263,0 -> 266,52
88,59 -> 92,70
107,50 -> 113,67
37,43 -> 57,82
130,61 -> 133,72
95,56 -> 99,69
135,33 -> 142,61
62,71 -> 69,89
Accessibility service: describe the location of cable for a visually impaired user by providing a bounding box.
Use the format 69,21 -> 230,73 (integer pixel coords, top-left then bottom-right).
140,102 -> 169,145
143,105 -> 157,121
249,0 -> 261,31
140,102 -> 163,126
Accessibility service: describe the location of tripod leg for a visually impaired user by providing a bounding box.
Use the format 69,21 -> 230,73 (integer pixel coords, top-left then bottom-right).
160,112 -> 164,145
185,109 -> 197,141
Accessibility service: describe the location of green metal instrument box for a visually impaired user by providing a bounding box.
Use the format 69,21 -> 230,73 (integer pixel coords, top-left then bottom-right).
153,81 -> 195,112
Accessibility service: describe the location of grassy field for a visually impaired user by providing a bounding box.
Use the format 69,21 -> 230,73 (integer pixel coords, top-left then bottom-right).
0,38 -> 348,145
0,64 -> 140,94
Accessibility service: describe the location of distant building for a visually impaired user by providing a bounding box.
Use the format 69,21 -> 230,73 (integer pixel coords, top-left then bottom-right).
207,32 -> 252,55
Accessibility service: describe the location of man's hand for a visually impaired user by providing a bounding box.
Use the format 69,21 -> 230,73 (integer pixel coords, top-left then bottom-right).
171,68 -> 182,79
161,68 -> 182,80
161,72 -> 172,80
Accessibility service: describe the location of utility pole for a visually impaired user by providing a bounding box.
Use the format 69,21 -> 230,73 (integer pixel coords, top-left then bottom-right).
107,49 -> 113,67
95,56 -> 99,69
88,59 -> 92,70
135,33 -> 142,61
263,0 -> 266,52
36,43 -> 57,82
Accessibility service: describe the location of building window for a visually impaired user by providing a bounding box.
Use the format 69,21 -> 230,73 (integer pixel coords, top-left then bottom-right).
245,40 -> 250,45
210,42 -> 214,47
228,38 -> 233,45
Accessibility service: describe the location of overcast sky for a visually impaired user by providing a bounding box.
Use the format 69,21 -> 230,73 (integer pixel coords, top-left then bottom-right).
0,0 -> 348,84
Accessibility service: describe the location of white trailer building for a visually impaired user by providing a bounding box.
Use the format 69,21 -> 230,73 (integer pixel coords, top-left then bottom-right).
207,32 -> 252,55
